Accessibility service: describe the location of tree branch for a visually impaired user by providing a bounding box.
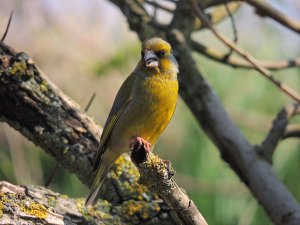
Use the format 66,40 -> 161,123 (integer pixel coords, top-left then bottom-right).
0,181 -> 177,225
107,1 -> 300,224
131,144 -> 208,225
245,0 -> 300,34
0,42 -> 180,225
260,104 -> 300,163
197,2 -> 241,30
284,124 -> 300,139
187,0 -> 300,104
191,40 -> 300,70
168,28 -> 300,225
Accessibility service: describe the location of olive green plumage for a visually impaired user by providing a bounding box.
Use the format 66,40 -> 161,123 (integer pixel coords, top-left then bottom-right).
85,37 -> 179,206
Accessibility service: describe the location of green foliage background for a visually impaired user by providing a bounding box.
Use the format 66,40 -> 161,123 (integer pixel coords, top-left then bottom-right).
0,1 -> 299,225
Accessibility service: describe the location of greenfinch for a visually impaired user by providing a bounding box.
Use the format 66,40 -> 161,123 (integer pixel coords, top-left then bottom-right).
85,37 -> 179,206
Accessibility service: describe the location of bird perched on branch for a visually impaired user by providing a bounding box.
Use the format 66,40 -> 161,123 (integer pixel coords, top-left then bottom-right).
85,37 -> 179,206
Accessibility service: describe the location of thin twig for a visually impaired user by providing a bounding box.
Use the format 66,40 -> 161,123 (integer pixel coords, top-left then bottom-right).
44,163 -> 59,187
223,3 -> 238,60
1,10 -> 13,42
187,0 -> 300,104
191,40 -> 300,70
84,92 -> 97,112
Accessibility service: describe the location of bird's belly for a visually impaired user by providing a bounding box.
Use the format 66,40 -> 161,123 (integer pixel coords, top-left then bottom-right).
110,79 -> 178,151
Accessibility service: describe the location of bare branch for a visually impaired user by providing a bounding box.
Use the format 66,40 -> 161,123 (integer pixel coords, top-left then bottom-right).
284,124 -> 300,139
187,0 -> 300,104
200,2 -> 241,30
260,104 -> 300,162
223,2 -> 238,59
168,29 -> 300,225
245,0 -> 300,34
84,92 -> 97,112
191,40 -> 300,70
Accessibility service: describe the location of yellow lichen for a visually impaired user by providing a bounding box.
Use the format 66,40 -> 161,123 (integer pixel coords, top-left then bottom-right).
111,154 -> 155,202
123,201 -> 143,216
40,81 -> 48,92
8,61 -> 27,75
136,184 -> 148,195
76,198 -> 121,224
21,202 -> 48,219
0,201 -> 3,217
115,155 -> 127,165
122,200 -> 151,220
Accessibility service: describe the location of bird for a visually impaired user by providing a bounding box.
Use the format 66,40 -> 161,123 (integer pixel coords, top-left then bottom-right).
85,37 -> 179,206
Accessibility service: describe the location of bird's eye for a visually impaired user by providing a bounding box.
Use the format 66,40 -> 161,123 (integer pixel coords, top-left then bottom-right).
156,50 -> 165,58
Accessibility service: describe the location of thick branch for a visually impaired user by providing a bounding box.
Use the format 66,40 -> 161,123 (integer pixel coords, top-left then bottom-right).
0,181 -> 116,224
0,181 -> 176,225
0,43 -> 180,224
169,29 -> 300,225
131,146 -> 208,225
108,1 -> 300,224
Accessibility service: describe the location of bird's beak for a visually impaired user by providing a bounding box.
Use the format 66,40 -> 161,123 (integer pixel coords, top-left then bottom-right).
144,51 -> 159,68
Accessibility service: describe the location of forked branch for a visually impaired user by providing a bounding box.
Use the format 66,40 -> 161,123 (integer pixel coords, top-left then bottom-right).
187,0 -> 300,103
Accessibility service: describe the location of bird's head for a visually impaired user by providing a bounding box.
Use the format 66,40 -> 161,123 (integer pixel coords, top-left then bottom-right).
140,38 -> 178,75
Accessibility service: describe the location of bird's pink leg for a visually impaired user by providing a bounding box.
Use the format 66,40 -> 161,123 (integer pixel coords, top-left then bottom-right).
129,136 -> 152,153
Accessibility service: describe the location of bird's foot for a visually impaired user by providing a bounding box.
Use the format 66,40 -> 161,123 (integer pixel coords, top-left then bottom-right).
129,136 -> 152,153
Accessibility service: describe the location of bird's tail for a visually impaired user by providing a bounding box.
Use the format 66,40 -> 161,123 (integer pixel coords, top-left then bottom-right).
85,149 -> 118,206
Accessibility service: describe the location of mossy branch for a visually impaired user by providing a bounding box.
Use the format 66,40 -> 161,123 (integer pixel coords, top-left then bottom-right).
0,180 -> 176,225
131,146 -> 208,225
0,42 -> 181,224
109,1 -> 300,224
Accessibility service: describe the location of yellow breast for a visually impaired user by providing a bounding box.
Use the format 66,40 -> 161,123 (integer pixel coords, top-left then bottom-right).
132,74 -> 178,144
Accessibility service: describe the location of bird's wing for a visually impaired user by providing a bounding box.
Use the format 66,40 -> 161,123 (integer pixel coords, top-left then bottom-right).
92,73 -> 135,172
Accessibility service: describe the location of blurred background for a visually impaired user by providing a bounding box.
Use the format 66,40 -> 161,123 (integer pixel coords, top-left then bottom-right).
0,1 -> 299,224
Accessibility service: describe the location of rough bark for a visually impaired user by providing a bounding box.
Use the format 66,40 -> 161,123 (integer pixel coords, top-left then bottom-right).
0,181 -> 176,225
131,145 -> 208,225
108,1 -> 300,224
0,43 -> 180,225
1,0 -> 300,224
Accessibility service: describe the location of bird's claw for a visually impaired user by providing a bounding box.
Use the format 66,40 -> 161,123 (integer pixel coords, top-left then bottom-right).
130,136 -> 152,153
